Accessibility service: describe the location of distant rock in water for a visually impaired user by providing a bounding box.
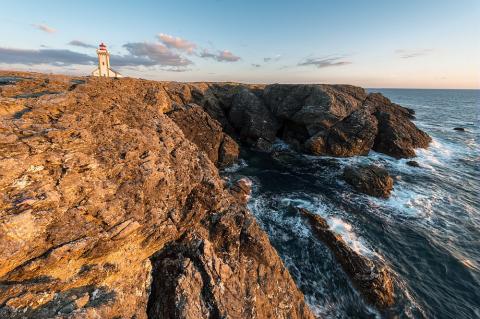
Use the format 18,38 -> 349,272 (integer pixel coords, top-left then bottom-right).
298,207 -> 395,309
453,127 -> 466,131
343,165 -> 394,198
406,160 -> 421,167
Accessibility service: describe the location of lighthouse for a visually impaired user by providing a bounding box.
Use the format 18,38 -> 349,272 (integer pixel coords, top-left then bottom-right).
91,43 -> 122,78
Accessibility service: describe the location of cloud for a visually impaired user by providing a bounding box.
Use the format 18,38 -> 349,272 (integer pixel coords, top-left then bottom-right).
122,42 -> 192,66
395,49 -> 433,59
264,54 -> 281,63
68,40 -> 97,49
157,33 -> 197,53
0,47 -> 96,66
32,24 -> 56,34
199,49 -> 241,62
298,56 -> 351,68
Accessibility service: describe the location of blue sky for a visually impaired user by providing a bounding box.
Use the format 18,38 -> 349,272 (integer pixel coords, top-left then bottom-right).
1,0 -> 478,88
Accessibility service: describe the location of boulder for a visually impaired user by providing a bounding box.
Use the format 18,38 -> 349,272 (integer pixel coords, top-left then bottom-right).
363,93 -> 431,158
264,84 -> 366,147
306,108 -> 378,156
343,165 -> 394,198
229,87 -> 280,146
264,84 -> 366,122
167,103 -> 239,167
298,208 -> 395,309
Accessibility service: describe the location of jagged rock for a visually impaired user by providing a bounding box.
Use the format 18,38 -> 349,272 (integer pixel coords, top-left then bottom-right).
149,209 -> 314,319
218,135 -> 240,167
229,87 -> 280,145
306,108 -> 378,156
167,103 -> 239,167
343,165 -> 394,198
298,208 -> 394,309
229,177 -> 252,204
264,84 -> 367,148
264,84 -> 366,123
364,93 -> 431,158
0,72 -> 313,319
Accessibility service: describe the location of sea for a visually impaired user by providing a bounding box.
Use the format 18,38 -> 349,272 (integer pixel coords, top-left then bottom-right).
223,89 -> 480,319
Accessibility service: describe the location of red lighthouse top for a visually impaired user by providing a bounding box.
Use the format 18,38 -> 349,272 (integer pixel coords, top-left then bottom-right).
99,42 -> 107,50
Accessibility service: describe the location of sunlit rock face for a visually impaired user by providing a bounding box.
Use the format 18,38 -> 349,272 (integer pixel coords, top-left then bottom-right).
0,72 -> 314,319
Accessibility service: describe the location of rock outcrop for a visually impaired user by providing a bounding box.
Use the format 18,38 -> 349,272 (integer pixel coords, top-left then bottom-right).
342,165 -> 394,198
229,177 -> 253,204
363,93 -> 431,158
167,103 -> 239,167
0,72 -> 314,319
305,108 -> 378,157
229,87 -> 279,151
298,208 -> 395,309
148,209 -> 313,319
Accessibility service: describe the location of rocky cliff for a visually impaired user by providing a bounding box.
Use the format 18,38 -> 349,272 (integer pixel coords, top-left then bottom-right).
0,72 -> 313,319
0,71 -> 431,318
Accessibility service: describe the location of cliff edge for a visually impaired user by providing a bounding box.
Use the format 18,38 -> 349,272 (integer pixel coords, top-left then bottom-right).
0,72 -> 313,319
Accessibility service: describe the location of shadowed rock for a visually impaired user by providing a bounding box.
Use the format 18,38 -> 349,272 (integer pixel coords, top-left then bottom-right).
298,207 -> 395,309
343,165 -> 394,198
364,93 -> 431,158
167,103 -> 239,167
229,87 -> 280,150
306,108 -> 378,156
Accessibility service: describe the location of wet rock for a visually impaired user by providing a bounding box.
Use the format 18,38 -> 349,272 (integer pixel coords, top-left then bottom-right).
453,127 -> 465,131
343,165 -> 394,198
229,177 -> 252,204
406,160 -> 420,167
298,208 -> 395,309
167,103 -> 239,167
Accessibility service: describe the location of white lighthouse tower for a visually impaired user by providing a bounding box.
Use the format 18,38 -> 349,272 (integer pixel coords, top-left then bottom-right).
91,43 -> 122,78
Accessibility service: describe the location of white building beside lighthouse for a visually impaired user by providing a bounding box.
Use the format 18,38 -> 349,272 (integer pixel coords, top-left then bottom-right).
91,43 -> 122,78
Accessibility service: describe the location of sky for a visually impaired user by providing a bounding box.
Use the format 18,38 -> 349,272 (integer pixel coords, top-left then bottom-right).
0,0 -> 479,88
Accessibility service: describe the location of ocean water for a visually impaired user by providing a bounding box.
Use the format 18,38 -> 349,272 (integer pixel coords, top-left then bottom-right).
223,89 -> 480,318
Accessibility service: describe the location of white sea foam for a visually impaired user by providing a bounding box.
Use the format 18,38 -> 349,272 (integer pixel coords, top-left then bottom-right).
276,195 -> 376,257
326,217 -> 374,256
222,159 -> 248,173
